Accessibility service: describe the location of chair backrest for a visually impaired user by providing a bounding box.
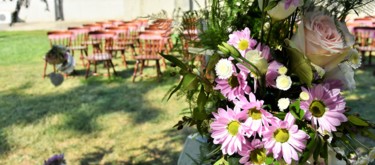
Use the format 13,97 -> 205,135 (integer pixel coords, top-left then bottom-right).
138,33 -> 164,57
83,23 -> 103,31
47,31 -> 72,48
67,27 -> 89,47
96,21 -> 114,29
88,31 -> 116,54
354,27 -> 375,47
108,20 -> 124,27
118,24 -> 139,41
105,27 -> 130,46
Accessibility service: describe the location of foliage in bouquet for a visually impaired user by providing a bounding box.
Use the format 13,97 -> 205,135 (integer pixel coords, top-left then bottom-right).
45,45 -> 69,65
164,0 -> 375,164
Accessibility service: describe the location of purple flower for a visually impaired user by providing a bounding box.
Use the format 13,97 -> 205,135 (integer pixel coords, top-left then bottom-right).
44,154 -> 66,165
284,0 -> 300,9
300,83 -> 347,133
227,27 -> 257,56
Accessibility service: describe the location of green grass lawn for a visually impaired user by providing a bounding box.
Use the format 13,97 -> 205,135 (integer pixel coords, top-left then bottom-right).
0,31 -> 192,164
0,31 -> 374,164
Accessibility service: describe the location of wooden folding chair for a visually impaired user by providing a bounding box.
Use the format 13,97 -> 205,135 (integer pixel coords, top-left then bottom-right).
67,27 -> 89,67
354,27 -> 375,65
132,33 -> 164,82
85,31 -> 117,79
44,31 -> 72,78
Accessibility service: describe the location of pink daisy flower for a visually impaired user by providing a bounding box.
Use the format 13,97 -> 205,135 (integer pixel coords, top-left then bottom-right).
234,93 -> 275,137
239,139 -> 268,165
228,27 -> 257,56
300,83 -> 347,133
214,69 -> 251,101
263,113 -> 309,164
210,107 -> 247,155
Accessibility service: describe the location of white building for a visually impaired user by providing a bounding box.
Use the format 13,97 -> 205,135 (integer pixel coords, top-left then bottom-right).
0,0 -> 207,23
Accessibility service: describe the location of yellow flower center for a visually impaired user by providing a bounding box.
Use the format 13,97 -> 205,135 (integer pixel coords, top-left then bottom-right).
309,100 -> 326,118
278,66 -> 288,75
248,108 -> 262,120
228,76 -> 239,88
300,92 -> 310,101
227,121 -> 240,136
250,148 -> 267,164
274,128 -> 289,143
238,39 -> 249,51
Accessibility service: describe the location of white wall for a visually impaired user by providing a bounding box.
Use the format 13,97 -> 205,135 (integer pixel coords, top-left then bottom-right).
0,0 -> 206,23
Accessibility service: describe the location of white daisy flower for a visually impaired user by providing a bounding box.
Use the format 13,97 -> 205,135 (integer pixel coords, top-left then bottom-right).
215,59 -> 234,79
277,98 -> 290,111
276,75 -> 292,91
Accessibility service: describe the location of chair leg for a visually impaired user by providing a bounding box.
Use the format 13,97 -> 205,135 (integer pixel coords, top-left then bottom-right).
80,49 -> 86,67
53,64 -> 56,73
109,60 -> 117,76
131,44 -> 136,59
361,51 -> 366,65
121,50 -> 127,69
132,60 -> 140,82
43,60 -> 48,79
369,51 -> 372,65
85,61 -> 91,79
156,59 -> 161,81
162,58 -> 167,70
106,60 -> 111,78
94,61 -> 97,74
140,60 -> 145,75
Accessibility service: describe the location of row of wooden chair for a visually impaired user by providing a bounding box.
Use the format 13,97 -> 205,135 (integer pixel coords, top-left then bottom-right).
353,26 -> 375,66
44,18 -> 174,82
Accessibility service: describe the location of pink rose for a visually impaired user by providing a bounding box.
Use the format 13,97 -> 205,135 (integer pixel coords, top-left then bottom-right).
291,11 -> 355,71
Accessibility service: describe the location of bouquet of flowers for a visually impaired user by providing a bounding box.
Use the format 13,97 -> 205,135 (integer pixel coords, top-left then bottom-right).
163,0 -> 375,164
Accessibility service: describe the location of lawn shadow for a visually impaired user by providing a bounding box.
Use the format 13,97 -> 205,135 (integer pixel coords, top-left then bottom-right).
78,128 -> 194,165
344,65 -> 375,123
0,71 -> 180,156
79,147 -> 113,165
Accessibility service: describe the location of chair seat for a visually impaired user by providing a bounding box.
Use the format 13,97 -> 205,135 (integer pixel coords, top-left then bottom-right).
357,46 -> 375,51
117,41 -> 134,46
68,45 -> 87,50
86,53 -> 112,61
106,46 -> 126,51
134,55 -> 161,60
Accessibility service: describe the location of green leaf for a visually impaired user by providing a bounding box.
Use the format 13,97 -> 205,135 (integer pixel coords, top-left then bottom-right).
313,136 -> 322,161
182,73 -> 198,90
274,112 -> 286,120
265,0 -> 278,11
197,86 -> 208,111
285,40 -> 313,87
320,140 -> 328,164
265,157 -> 274,164
166,77 -> 183,101
193,108 -> 207,121
363,129 -> 375,141
206,53 -> 221,75
299,131 -> 318,164
348,115 -> 369,127
214,157 -> 228,165
227,156 -> 240,165
222,42 -> 241,58
289,100 -> 305,120
160,54 -> 188,71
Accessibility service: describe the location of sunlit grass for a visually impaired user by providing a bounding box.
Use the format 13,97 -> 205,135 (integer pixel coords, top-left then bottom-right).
0,31 -> 191,164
